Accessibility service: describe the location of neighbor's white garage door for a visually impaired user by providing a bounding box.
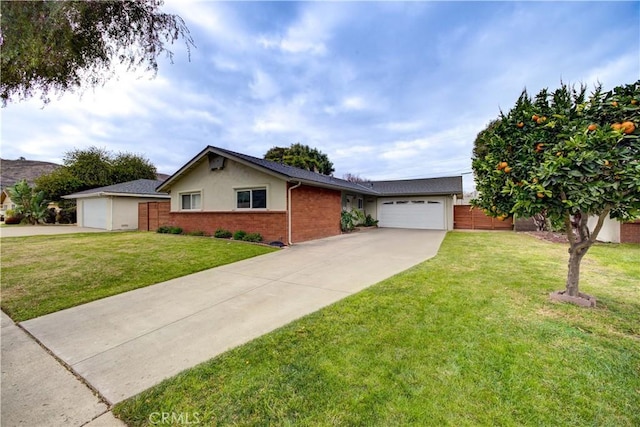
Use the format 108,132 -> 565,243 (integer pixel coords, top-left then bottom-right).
82,198 -> 107,229
378,197 -> 445,230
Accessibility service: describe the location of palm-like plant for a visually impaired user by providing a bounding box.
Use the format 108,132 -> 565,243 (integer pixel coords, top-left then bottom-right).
7,180 -> 49,224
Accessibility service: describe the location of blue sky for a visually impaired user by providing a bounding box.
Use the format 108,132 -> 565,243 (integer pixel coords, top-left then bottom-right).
2,1 -> 639,193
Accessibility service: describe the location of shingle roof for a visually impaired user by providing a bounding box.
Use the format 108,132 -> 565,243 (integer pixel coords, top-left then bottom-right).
212,146 -> 378,194
64,179 -> 169,199
158,146 -> 463,197
369,177 -> 463,196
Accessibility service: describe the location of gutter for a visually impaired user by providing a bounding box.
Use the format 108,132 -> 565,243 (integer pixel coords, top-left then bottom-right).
287,181 -> 302,245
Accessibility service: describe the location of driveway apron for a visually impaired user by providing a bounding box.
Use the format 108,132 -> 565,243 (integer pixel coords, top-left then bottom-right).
21,228 -> 446,404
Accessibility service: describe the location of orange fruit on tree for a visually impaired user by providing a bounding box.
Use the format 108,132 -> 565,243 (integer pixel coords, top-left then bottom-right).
535,143 -> 545,152
587,124 -> 597,131
631,99 -> 638,105
517,122 -> 524,128
497,161 -> 508,170
620,121 -> 636,134
532,114 -> 539,121
536,192 -> 545,199
536,116 -> 547,124
611,123 -> 622,131
504,166 -> 512,173
612,101 -> 618,107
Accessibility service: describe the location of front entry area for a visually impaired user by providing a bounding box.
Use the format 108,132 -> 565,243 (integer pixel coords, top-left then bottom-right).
377,197 -> 446,230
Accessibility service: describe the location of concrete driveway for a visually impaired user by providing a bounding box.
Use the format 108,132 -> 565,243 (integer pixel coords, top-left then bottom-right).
0,224 -> 107,238
21,228 -> 446,405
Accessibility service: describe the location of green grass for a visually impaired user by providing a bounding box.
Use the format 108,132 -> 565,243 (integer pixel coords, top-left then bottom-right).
114,232 -> 640,426
0,232 -> 275,321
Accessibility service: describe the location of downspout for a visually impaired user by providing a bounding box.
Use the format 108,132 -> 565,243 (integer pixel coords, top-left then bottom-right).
288,181 -> 302,245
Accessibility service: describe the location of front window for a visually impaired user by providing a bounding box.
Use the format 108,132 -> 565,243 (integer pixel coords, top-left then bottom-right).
236,188 -> 267,209
181,192 -> 201,210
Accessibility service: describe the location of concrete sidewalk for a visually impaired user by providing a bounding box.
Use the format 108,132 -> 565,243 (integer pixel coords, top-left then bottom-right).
20,228 -> 446,406
1,311 -> 125,426
0,224 -> 108,238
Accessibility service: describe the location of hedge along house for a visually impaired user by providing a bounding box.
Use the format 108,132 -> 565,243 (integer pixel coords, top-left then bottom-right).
148,146 -> 463,244
64,179 -> 170,230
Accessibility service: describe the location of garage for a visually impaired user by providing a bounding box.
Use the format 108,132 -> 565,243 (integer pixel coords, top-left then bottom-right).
65,179 -> 170,230
81,198 -> 108,229
378,197 -> 446,230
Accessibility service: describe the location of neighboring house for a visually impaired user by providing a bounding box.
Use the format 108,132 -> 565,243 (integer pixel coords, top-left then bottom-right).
63,179 -> 169,230
148,146 -> 463,244
587,215 -> 640,244
0,189 -> 16,221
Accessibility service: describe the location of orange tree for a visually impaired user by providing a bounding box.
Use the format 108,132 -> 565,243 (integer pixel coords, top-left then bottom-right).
472,81 -> 640,301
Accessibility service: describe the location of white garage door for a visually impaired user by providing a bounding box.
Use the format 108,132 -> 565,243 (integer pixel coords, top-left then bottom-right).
82,198 -> 107,229
378,197 -> 445,230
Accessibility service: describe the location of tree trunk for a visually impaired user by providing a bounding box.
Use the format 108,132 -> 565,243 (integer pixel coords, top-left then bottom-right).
563,208 -> 610,298
566,245 -> 587,297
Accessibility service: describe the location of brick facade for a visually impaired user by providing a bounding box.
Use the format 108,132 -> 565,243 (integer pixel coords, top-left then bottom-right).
621,220 -> 640,244
167,211 -> 287,243
290,184 -> 341,242
138,184 -> 341,244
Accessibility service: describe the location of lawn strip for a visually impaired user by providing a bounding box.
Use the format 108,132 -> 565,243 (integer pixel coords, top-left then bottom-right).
1,232 -> 275,321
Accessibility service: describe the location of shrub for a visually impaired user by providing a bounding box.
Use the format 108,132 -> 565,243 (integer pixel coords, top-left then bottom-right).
156,225 -> 182,234
186,230 -> 206,236
4,215 -> 23,225
44,208 -> 57,224
156,225 -> 170,233
340,210 -> 354,232
214,228 -> 232,239
233,230 -> 247,240
351,208 -> 366,226
56,206 -> 76,224
242,232 -> 263,243
363,214 -> 379,227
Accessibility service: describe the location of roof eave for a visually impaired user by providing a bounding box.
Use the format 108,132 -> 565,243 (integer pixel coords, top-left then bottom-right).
378,191 -> 464,197
63,192 -> 170,199
288,178 -> 379,195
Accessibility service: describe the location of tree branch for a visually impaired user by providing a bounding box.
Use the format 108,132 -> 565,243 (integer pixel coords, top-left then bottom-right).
588,206 -> 612,245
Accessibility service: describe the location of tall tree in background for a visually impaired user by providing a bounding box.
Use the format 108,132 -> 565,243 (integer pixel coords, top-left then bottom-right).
36,147 -> 157,201
264,143 -> 335,175
0,0 -> 193,105
472,81 -> 639,304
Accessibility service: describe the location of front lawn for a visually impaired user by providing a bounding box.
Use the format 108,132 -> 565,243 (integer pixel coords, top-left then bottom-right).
114,232 -> 640,426
1,232 -> 275,321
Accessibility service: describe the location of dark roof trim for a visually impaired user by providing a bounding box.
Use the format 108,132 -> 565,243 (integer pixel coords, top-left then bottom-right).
64,179 -> 169,199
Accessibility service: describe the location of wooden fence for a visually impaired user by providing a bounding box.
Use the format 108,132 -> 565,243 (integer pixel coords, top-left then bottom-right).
454,205 -> 513,230
138,201 -> 170,231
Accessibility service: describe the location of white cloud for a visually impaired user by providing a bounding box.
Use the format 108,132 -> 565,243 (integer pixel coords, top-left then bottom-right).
164,1 -> 250,50
252,98 -> 308,133
324,95 -> 380,115
333,145 -> 375,159
581,52 -> 640,90
211,55 -> 240,72
377,120 -> 426,132
257,3 -> 350,56
249,70 -> 279,100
